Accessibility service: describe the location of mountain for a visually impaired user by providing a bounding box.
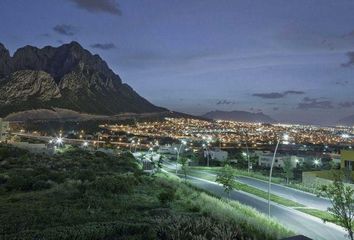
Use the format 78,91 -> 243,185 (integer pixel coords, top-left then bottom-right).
202,110 -> 275,123
0,41 -> 166,118
337,114 -> 354,126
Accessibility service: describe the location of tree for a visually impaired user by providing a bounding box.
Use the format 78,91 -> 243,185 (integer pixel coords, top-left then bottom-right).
318,172 -> 354,240
282,159 -> 294,184
179,157 -> 189,181
216,164 -> 236,197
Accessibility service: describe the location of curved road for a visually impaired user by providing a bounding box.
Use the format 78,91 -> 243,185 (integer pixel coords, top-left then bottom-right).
236,176 -> 331,211
188,176 -> 346,240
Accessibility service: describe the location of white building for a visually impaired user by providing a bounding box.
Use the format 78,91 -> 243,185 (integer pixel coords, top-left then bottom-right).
204,148 -> 228,162
258,154 -> 303,168
158,144 -> 186,155
11,142 -> 55,155
0,118 -> 10,142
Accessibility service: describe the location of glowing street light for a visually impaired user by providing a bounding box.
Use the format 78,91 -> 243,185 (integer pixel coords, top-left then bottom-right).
176,140 -> 187,174
56,137 -> 63,145
268,133 -> 289,218
83,141 -> 88,147
314,159 -> 320,167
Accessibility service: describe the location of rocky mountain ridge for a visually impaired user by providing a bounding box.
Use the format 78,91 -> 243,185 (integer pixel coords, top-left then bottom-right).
0,41 -> 165,117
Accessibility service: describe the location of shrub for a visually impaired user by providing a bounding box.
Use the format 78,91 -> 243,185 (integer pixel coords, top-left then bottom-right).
93,174 -> 137,194
0,173 -> 9,184
155,215 -> 242,240
32,180 -> 52,191
5,175 -> 34,191
75,169 -> 96,182
158,188 -> 176,206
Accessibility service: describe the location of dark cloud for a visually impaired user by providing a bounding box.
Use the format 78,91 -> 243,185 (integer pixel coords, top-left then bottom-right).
253,90 -> 304,99
69,0 -> 122,15
341,52 -> 354,67
273,107 -> 279,111
284,90 -> 305,95
53,24 -> 78,36
335,80 -> 350,86
297,97 -> 334,110
338,101 -> 354,108
90,43 -> 116,50
253,92 -> 285,99
216,100 -> 236,105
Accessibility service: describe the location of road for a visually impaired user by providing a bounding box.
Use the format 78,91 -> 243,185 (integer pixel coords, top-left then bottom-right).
187,175 -> 346,240
162,162 -> 346,240
236,176 -> 331,211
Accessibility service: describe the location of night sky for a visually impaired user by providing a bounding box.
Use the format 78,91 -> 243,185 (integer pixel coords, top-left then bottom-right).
1,0 -> 354,124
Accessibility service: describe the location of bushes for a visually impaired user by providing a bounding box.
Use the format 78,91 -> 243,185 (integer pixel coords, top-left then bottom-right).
158,188 -> 176,206
5,175 -> 34,191
93,174 -> 137,194
4,221 -> 155,240
32,180 -> 52,191
156,215 -> 242,240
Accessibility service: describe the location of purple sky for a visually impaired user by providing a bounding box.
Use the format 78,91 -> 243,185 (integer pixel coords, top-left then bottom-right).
1,0 -> 354,124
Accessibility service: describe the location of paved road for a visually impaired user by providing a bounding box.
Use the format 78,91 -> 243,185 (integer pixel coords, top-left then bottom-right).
187,176 -> 346,240
236,176 -> 331,211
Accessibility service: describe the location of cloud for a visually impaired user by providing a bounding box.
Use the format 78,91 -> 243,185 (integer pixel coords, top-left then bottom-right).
90,43 -> 116,50
297,97 -> 334,110
342,52 -> 354,67
69,0 -> 122,15
253,90 -> 305,99
53,24 -> 78,36
338,101 -> 354,108
216,99 -> 236,105
335,80 -> 350,86
253,92 -> 284,99
273,107 -> 279,111
284,90 -> 305,95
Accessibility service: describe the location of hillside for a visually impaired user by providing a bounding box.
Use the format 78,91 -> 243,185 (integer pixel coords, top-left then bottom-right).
0,145 -> 291,240
0,42 -> 166,118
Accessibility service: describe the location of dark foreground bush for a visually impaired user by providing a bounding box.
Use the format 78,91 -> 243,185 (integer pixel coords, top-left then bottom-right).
158,188 -> 176,206
93,174 -> 138,194
3,221 -> 156,240
155,215 -> 242,240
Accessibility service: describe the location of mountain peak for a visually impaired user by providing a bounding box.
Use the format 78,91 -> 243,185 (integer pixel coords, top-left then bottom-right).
0,42 -> 166,117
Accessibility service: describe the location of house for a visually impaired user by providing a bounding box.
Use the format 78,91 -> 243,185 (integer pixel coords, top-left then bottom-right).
204,148 -> 228,162
11,142 -> 55,155
341,150 -> 354,171
258,154 -> 303,168
158,144 -> 186,155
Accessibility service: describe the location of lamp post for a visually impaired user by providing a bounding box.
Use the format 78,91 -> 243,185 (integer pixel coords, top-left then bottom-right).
242,130 -> 251,173
130,140 -> 135,152
175,140 -> 187,174
268,133 -> 289,218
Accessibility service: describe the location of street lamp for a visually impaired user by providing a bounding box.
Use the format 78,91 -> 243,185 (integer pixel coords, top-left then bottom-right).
56,137 -> 63,146
241,129 -> 251,173
314,159 -> 320,167
268,133 -> 289,218
83,141 -> 88,147
175,140 -> 187,174
130,140 -> 135,152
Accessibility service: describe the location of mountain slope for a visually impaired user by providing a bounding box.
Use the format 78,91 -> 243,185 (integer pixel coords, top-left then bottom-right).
202,110 -> 275,123
337,114 -> 354,126
0,41 -> 166,117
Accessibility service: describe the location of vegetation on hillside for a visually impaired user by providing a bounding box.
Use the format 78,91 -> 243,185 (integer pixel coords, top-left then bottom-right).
0,145 -> 291,240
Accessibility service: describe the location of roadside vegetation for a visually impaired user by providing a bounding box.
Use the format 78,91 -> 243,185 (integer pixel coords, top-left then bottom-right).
0,145 -> 292,240
186,168 -> 304,208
